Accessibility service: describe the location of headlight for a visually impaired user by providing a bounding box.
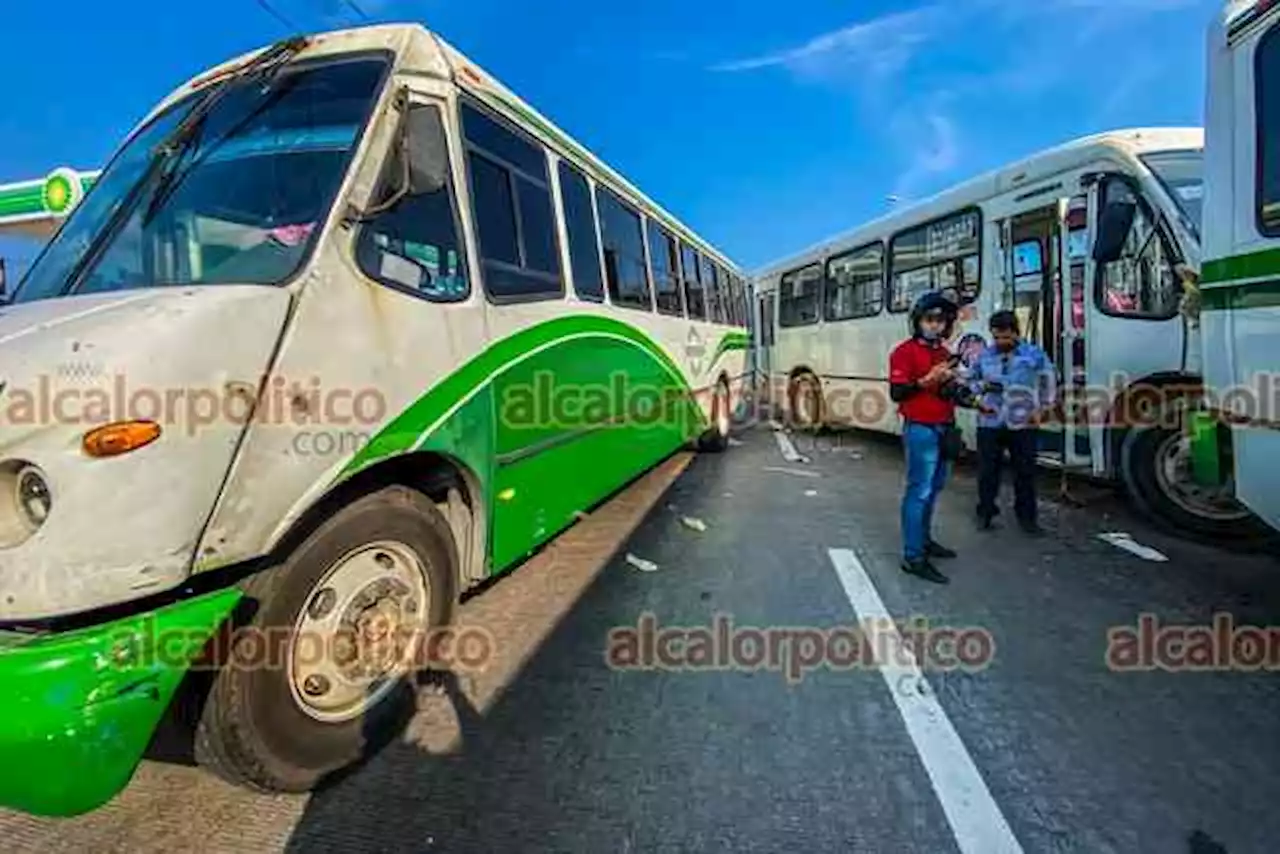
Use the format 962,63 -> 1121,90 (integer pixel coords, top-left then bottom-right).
0,461 -> 52,547
15,467 -> 51,530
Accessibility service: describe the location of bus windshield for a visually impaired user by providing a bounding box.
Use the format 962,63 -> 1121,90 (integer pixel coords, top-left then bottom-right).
12,55 -> 389,304
1140,149 -> 1204,240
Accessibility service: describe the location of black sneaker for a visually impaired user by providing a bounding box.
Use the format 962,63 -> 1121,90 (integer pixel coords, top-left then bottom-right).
901,558 -> 950,585
1019,521 -> 1045,537
976,515 -> 996,531
926,540 -> 957,559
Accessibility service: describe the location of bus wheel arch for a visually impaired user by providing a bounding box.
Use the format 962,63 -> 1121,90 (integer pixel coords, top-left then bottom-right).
1107,374 -> 1267,540
275,452 -> 487,594
787,367 -> 824,430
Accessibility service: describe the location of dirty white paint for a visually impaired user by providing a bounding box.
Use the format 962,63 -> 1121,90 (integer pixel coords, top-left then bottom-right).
0,286 -> 291,620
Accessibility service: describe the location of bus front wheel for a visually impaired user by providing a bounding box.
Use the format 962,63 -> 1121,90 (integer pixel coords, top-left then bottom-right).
1119,421 -> 1270,542
194,485 -> 456,792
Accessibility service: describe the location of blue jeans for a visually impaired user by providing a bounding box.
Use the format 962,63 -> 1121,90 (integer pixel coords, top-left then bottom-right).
901,421 -> 950,561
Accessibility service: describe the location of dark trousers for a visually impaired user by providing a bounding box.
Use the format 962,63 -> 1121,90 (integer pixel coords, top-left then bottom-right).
976,427 -> 1038,524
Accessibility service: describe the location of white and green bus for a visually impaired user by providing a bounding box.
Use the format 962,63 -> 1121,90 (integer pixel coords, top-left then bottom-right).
0,24 -> 749,817
752,127 -> 1274,542
1190,1 -> 1280,535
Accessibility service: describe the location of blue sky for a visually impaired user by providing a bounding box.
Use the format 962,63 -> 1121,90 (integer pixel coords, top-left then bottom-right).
0,0 -> 1221,272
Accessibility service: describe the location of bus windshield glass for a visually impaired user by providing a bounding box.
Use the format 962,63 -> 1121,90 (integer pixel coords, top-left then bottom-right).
1140,149 -> 1204,240
13,55 -> 389,304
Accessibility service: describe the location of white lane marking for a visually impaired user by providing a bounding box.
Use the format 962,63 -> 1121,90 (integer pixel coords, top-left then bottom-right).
827,548 -> 1024,854
773,428 -> 809,463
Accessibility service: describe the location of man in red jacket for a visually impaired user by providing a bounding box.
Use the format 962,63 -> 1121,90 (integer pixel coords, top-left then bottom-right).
889,291 -> 963,584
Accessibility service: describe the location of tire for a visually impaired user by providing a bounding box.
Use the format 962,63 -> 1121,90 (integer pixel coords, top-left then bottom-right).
1119,422 -> 1273,543
698,378 -> 732,453
194,485 -> 456,792
787,372 -> 824,432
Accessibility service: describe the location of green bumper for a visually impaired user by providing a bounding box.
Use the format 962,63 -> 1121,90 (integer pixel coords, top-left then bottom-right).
0,588 -> 241,818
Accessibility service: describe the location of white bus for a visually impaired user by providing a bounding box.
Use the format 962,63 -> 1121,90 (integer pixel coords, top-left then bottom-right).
1190,1 -> 1280,535
0,24 -> 749,817
753,128 -> 1272,541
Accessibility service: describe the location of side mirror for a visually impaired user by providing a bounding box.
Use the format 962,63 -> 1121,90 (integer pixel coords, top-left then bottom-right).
404,104 -> 449,196
1093,201 -> 1136,264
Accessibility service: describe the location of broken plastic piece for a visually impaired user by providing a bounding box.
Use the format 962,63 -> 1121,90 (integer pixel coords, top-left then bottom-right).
625,553 -> 660,573
1097,532 -> 1169,562
681,516 -> 708,532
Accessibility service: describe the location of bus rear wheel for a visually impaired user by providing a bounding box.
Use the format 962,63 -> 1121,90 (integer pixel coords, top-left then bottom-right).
194,485 -> 456,792
788,372 -> 823,431
699,378 -> 732,453
1119,422 -> 1271,543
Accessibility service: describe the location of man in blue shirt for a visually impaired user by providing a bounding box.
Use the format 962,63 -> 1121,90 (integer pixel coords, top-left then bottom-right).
969,311 -> 1057,535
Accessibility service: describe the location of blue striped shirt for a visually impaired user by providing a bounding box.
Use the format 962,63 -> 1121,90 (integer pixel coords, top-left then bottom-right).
969,340 -> 1057,430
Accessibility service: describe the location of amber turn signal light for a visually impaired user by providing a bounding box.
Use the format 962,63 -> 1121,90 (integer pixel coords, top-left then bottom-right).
82,421 -> 162,458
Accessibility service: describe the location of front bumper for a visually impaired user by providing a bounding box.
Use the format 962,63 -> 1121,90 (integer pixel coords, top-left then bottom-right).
0,588 -> 241,817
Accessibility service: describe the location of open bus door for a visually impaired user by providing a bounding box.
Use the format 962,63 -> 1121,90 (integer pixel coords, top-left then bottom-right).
995,198 -> 1092,468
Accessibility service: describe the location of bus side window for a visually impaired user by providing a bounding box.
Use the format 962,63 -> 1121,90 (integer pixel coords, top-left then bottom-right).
778,263 -> 822,327
1096,179 -> 1181,319
1257,25 -> 1280,234
461,101 -> 562,301
355,104 -> 468,301
825,243 -> 883,321
682,243 -> 706,320
647,220 -> 684,316
596,186 -> 652,310
702,256 -> 722,323
558,160 -> 605,302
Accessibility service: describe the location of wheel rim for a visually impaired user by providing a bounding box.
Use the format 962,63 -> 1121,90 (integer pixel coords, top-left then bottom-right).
288,540 -> 431,723
1153,433 -> 1251,523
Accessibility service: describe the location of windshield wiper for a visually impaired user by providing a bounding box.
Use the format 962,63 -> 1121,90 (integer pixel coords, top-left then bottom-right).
59,35 -> 310,296
141,36 -> 310,225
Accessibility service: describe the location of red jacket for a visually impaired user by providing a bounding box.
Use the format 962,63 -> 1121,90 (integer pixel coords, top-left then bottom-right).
889,337 -> 956,425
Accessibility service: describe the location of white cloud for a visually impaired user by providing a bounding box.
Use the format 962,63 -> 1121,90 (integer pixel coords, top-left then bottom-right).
711,7 -> 941,79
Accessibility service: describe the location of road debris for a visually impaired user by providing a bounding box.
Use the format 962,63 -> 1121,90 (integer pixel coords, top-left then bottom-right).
625,553 -> 660,573
763,466 -> 822,479
681,516 -> 708,532
1097,532 -> 1169,562
804,490 -> 819,497
728,437 -> 745,447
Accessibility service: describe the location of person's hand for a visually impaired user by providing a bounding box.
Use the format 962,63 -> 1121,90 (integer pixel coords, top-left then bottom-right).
922,363 -> 954,386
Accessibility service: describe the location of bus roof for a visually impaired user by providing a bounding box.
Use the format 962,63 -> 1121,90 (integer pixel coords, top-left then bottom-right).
753,127 -> 1203,281
139,23 -> 742,276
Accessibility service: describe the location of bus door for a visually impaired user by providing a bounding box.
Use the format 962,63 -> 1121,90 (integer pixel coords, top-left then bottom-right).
994,199 -> 1091,467
754,289 -> 776,402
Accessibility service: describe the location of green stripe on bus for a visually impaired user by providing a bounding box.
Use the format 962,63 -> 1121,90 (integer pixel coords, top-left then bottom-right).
339,313 -> 695,476
1201,247 -> 1280,285
1200,280 -> 1280,311
332,315 -> 748,574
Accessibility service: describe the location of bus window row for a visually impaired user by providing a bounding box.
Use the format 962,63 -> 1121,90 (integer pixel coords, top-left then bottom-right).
773,199 -> 1184,329
776,208 -> 981,328
353,96 -> 748,328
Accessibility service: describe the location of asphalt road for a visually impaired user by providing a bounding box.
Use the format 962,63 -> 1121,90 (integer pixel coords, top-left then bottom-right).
4,424 -> 1280,853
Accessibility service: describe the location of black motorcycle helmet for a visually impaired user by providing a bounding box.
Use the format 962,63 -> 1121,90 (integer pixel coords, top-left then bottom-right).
908,290 -> 959,339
